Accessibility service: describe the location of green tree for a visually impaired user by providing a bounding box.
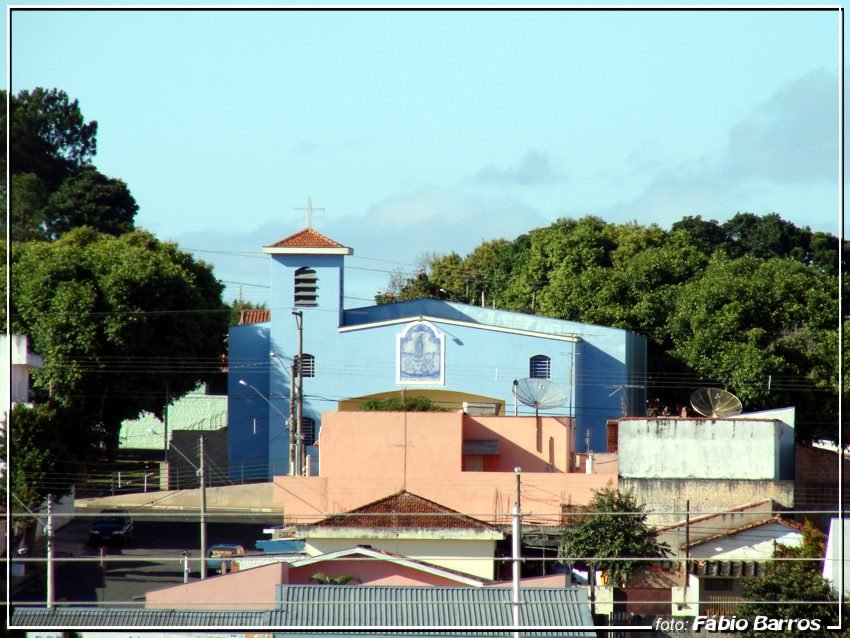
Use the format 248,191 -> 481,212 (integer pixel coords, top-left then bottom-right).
9,227 -> 230,459
43,166 -> 137,239
561,487 -> 669,587
4,87 -> 138,240
737,521 -> 838,638
667,254 -> 837,441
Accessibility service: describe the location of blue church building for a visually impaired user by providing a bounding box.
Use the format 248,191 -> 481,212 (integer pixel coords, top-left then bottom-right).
227,225 -> 647,480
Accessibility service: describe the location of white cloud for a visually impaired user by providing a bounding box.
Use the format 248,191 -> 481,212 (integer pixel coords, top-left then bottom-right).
472,150 -> 566,186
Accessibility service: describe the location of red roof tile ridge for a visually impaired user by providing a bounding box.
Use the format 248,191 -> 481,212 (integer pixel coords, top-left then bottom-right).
267,228 -> 346,249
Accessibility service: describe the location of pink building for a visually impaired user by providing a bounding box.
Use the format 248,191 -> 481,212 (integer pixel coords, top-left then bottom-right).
273,411 -> 616,525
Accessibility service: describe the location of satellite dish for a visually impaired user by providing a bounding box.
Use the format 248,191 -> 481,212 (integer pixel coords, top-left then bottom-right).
689,388 -> 743,418
513,378 -> 567,417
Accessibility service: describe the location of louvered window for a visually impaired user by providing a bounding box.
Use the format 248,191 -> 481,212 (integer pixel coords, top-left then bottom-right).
294,267 -> 318,307
301,417 -> 316,445
301,353 -> 315,378
530,355 -> 551,379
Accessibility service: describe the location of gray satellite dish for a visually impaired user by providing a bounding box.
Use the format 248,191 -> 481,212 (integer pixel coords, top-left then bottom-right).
513,378 -> 567,417
689,387 -> 743,418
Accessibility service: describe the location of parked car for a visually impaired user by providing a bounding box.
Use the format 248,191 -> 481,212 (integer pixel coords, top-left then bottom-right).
89,509 -> 134,545
206,543 -> 245,573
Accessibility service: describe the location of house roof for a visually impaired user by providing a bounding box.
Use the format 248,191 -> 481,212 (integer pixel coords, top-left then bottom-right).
239,308 -> 271,325
289,545 -> 490,586
341,298 -> 583,342
10,607 -> 284,627
263,228 -> 352,255
656,499 -> 775,532
681,516 -> 803,551
276,585 -> 594,635
14,587 -> 594,636
308,490 -> 500,532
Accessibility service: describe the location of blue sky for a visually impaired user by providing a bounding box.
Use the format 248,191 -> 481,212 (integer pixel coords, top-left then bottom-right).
7,6 -> 842,306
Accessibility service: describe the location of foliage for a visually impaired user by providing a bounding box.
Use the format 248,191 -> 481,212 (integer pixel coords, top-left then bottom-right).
310,572 -> 360,585
9,228 -> 230,459
359,395 -> 448,412
3,87 -> 137,240
4,402 -> 96,512
737,521 -> 837,637
228,299 -> 268,326
561,487 -> 669,587
374,269 -> 440,305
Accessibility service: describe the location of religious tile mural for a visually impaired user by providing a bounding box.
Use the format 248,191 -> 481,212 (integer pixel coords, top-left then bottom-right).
397,321 -> 445,385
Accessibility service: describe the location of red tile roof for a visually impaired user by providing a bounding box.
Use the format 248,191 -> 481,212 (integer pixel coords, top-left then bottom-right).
239,309 -> 271,325
266,228 -> 347,249
312,491 -> 497,531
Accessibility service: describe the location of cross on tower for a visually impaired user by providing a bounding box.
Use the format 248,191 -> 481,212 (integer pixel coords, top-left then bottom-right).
294,196 -> 325,229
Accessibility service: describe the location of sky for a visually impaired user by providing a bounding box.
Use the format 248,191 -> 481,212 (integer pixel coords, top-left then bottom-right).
7,5 -> 843,307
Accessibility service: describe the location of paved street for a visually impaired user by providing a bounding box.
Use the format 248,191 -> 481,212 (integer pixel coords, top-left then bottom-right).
12,517 -> 271,607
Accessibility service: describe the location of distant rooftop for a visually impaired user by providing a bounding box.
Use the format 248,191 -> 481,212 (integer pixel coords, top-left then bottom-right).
308,490 -> 499,531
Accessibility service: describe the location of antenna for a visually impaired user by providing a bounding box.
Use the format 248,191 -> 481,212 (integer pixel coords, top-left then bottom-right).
513,378 -> 567,417
689,388 -> 743,418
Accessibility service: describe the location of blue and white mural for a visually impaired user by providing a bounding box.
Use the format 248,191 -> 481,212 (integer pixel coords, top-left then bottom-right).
397,321 -> 445,385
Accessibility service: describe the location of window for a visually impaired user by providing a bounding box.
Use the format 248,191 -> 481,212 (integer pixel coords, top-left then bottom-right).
294,267 -> 318,307
301,353 -> 315,377
530,355 -> 551,379
301,417 -> 316,445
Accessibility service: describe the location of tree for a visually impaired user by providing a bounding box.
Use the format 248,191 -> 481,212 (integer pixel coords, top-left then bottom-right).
667,255 -> 838,441
43,166 -> 137,239
561,487 -> 669,587
359,395 -> 448,412
4,87 -> 138,240
736,521 -> 838,637
8,227 -> 230,459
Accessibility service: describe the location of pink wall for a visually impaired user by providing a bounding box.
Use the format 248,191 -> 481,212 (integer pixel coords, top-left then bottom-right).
276,411 -> 616,524
287,555 -> 479,587
462,415 -> 573,472
145,562 -> 287,610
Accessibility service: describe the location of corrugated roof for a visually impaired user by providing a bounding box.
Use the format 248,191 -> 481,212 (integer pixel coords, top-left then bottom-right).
682,516 -> 803,551
266,228 -> 347,249
276,585 -> 594,634
239,308 -> 271,325
310,490 -> 498,530
11,607 -> 284,627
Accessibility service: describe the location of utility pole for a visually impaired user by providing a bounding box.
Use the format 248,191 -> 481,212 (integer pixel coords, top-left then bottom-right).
199,434 -> 207,579
164,382 -> 170,463
292,310 -> 304,476
46,494 -> 54,608
512,468 -> 522,638
289,360 -> 297,476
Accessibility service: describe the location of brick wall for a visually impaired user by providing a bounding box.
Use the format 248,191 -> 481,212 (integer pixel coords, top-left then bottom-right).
795,445 -> 850,530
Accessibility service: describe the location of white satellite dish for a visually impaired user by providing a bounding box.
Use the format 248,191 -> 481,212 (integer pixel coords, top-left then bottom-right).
689,387 -> 743,418
513,378 -> 567,417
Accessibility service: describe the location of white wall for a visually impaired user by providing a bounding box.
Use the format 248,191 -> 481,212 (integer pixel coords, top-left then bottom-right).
619,418 -> 782,480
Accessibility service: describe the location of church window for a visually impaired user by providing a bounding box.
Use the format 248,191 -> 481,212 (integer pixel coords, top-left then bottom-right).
530,355 -> 551,379
294,267 -> 318,307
